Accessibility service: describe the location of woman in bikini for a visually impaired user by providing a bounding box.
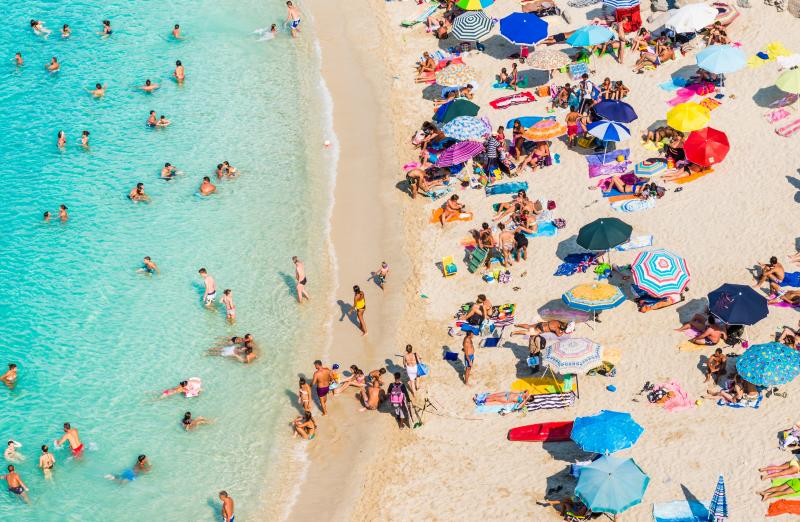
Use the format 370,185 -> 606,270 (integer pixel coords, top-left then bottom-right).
334,366 -> 366,395
298,378 -> 312,412
512,319 -> 573,337
292,412 -> 317,440
511,120 -> 526,159
598,78 -> 613,100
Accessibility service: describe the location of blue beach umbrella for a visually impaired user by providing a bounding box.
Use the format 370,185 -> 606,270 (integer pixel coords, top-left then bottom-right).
571,410 -> 644,454
499,12 -> 548,46
736,342 -> 800,387
697,45 -> 746,74
576,456 -> 650,515
707,283 -> 768,325
587,121 -> 631,142
442,116 -> 491,141
593,100 -> 638,123
708,475 -> 729,522
566,25 -> 615,47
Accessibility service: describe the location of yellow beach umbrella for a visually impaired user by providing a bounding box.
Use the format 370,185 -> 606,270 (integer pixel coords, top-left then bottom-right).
776,67 -> 800,94
666,102 -> 711,133
456,0 -> 496,10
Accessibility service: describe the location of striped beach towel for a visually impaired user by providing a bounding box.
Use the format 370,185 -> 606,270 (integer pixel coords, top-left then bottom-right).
525,391 -> 576,411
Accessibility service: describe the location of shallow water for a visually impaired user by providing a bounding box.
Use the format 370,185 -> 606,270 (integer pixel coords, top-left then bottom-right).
0,1 -> 332,519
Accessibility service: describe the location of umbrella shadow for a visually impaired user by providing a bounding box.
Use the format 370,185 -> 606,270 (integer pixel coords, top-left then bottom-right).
583,7 -> 606,20
555,234 -> 582,260
502,336 -> 540,378
786,175 -> 800,204
671,64 -> 699,83
680,483 -> 704,508
542,440 -> 594,465
466,34 -> 518,61
519,68 -> 552,88
753,85 -> 790,108
537,298 -> 594,325
676,297 -> 710,324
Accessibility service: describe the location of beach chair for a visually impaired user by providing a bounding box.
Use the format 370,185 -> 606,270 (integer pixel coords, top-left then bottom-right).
442,256 -> 457,278
467,247 -> 488,273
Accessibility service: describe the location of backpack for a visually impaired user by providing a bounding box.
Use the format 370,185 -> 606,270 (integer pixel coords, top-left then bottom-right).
389,383 -> 405,406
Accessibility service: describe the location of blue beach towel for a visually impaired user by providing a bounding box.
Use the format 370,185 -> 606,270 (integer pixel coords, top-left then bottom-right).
523,221 -> 557,238
717,394 -> 762,409
652,500 -> 710,522
505,115 -> 555,129
780,272 -> 800,287
486,181 -> 528,196
658,77 -> 689,92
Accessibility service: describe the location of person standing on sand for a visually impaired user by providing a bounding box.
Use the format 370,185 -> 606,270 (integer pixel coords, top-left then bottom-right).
350,285 -> 367,335
286,1 -> 302,38
219,491 -> 235,522
39,445 -> 55,480
55,422 -> 83,457
293,256 -> 310,303
311,360 -> 333,416
298,377 -> 312,413
387,372 -> 412,429
463,330 -> 475,385
403,344 -> 421,395
199,268 -> 217,307
1,465 -> 29,504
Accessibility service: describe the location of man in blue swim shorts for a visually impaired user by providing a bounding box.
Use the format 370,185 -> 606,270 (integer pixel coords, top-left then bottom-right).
286,1 -> 302,38
219,490 -> 235,522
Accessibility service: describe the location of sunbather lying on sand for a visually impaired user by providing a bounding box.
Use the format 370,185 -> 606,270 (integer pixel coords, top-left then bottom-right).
406,168 -> 445,199
770,290 -> 800,306
642,126 -> 683,145
759,478 -> 800,501
516,141 -> 551,174
759,458 -> 800,480
475,391 -> 529,406
512,320 -> 574,337
539,30 -> 575,46
633,39 -> 674,73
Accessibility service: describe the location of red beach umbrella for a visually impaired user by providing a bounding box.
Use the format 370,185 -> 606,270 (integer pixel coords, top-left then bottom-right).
684,127 -> 730,167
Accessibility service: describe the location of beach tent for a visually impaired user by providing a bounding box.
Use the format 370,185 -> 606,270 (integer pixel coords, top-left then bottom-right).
576,456 -> 650,515
571,410 -> 644,454
499,12 -> 548,46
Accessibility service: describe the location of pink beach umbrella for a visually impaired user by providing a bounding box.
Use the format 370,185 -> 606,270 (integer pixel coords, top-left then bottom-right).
435,141 -> 485,167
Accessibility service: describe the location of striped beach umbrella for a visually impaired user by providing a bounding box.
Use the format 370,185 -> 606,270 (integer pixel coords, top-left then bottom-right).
563,283 -> 626,312
577,456 -> 649,515
571,410 -> 644,454
631,249 -> 690,298
587,121 -> 631,143
708,475 -> 728,522
634,159 -> 666,176
667,102 -> 711,133
523,119 -> 567,141
452,11 -> 494,41
442,116 -> 491,141
435,63 -> 478,87
566,25 -> 615,47
542,337 -> 603,375
603,0 -> 640,8
456,0 -> 495,10
499,12 -> 548,46
526,49 -> 571,71
435,140 -> 484,167
736,342 -> 800,387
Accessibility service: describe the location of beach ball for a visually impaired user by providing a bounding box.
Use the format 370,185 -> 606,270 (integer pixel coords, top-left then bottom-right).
616,154 -> 625,162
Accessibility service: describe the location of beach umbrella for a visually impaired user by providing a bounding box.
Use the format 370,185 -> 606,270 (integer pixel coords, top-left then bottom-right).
666,102 -> 711,133
577,217 -> 632,251
665,4 -> 718,34
567,25 -> 615,47
435,63 -> 478,88
631,249 -> 690,298
435,99 -> 480,124
522,119 -> 567,141
697,45 -> 746,75
456,0 -> 495,10
634,159 -> 666,176
604,0 -> 640,8
571,410 -> 644,454
587,121 -> 631,142
593,100 -> 638,123
576,456 -> 650,515
707,283 -> 768,325
684,127 -> 730,167
499,12 -> 548,46
452,11 -> 494,41
435,141 -> 484,167
776,67 -> 800,94
736,342 -> 800,387
563,283 -> 626,312
442,116 -> 491,141
708,475 -> 729,522
526,49 -> 571,71
542,337 -> 603,375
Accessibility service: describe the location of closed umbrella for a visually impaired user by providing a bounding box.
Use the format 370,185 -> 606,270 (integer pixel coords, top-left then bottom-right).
435,63 -> 478,87
708,475 -> 729,522
456,0 -> 495,9
526,49 -> 571,71
736,342 -> 800,387
697,45 -> 746,74
566,25 -> 616,47
442,116 -> 491,141
665,4 -> 718,33
434,99 -> 480,124
571,410 -> 644,454
576,456 -> 650,515
563,283 -> 626,312
435,141 -> 484,167
577,217 -> 632,251
452,11 -> 494,41
667,102 -> 711,132
631,249 -> 690,297
542,337 -> 603,375
593,100 -> 638,123
707,283 -> 768,325
684,127 -> 730,167
523,119 -> 567,140
499,12 -> 548,46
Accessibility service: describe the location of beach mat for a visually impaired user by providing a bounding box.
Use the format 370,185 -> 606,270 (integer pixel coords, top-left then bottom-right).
677,339 -> 721,352
511,376 -> 564,394
430,208 -> 473,224
772,478 -> 800,499
486,181 -> 528,196
612,198 -> 656,212
718,394 -> 762,409
652,500 -> 710,522
674,168 -> 714,185
767,499 -> 800,517
615,235 -> 654,251
524,221 -> 557,238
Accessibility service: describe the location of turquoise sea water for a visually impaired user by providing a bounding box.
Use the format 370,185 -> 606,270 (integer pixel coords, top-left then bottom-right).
0,1 -> 332,520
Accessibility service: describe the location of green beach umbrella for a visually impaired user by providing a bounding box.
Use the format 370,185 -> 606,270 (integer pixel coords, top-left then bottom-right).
577,218 -> 632,251
436,99 -> 480,125
777,67 -> 800,94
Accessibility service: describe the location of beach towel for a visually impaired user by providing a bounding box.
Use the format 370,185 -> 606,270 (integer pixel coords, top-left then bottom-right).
525,391 -> 577,411
492,77 -> 530,89
568,62 -> 589,80
655,380 -> 694,412
524,221 -> 557,238
699,97 -> 722,111
590,161 -> 631,179
767,499 -> 800,517
489,91 -> 536,110
717,394 -> 762,408
511,376 -> 564,394
652,500 -> 710,522
474,403 -> 519,414
780,272 -> 800,287
674,168 -> 714,184
771,478 -> 800,499
776,119 -> 800,138
485,181 -> 528,195
612,198 -> 656,212
430,208 -> 474,223
659,78 -> 690,92
769,300 -> 800,309
401,3 -> 439,27
678,339 -> 720,352
615,235 -> 654,251
765,108 -> 791,124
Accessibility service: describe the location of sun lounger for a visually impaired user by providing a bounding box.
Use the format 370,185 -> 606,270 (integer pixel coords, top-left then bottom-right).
467,247 -> 488,273
652,500 -> 710,522
401,3 -> 439,27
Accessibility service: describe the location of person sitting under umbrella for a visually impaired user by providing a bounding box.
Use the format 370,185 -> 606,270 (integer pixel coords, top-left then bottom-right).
515,141 -> 552,175
642,126 -> 683,147
539,30 -> 576,46
691,315 -> 727,346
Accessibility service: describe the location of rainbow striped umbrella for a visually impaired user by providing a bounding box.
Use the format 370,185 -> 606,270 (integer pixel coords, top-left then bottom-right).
563,283 -> 626,312
456,0 -> 495,10
435,140 -> 484,167
631,249 -> 690,298
542,337 -> 603,375
522,119 -> 567,141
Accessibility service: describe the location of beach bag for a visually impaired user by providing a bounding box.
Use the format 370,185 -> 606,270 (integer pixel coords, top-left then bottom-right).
552,218 -> 567,229
389,383 -> 405,406
417,355 -> 429,377
547,200 -> 556,210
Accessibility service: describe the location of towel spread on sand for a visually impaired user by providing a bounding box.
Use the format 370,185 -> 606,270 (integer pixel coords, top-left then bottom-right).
717,394 -> 762,409
767,499 -> 800,517
654,380 -> 694,412
615,235 -> 654,251
780,272 -> 800,287
677,339 -> 721,352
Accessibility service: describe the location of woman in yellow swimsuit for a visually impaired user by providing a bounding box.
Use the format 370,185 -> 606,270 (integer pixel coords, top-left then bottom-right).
760,458 -> 800,480
350,285 -> 367,336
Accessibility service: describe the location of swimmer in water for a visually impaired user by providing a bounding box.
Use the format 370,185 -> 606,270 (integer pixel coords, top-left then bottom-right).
57,131 -> 66,149
1,465 -> 30,504
160,381 -> 189,398
161,162 -> 179,179
147,110 -> 157,127
55,422 -> 84,458
215,164 -> 225,179
128,182 -> 150,202
13,52 -> 23,66
222,161 -> 238,178
138,79 -> 160,93
199,176 -> 216,196
80,131 -> 90,148
1,364 -> 17,389
4,441 -> 23,463
46,56 -> 60,72
219,491 -> 235,522
139,256 -> 159,275
271,24 -> 278,35
172,24 -> 184,39
286,1 -> 302,38
221,289 -> 236,324
30,19 -> 51,37
61,24 -> 71,38
105,455 -> 151,483
199,268 -> 217,307
43,211 -> 51,223
87,83 -> 106,97
156,115 -> 171,127
181,412 -> 212,431
173,60 -> 184,84
99,20 -> 112,37
206,339 -> 241,357
39,445 -> 55,480
59,204 -> 68,222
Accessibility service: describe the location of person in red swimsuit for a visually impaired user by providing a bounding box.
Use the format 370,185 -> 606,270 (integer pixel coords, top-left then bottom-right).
56,422 -> 84,457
